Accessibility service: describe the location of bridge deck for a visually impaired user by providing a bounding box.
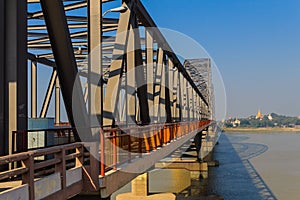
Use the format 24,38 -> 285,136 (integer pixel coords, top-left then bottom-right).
0,121 -> 211,200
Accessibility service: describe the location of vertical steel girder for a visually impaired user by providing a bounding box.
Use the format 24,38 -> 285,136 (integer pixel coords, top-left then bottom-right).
177,72 -> 183,121
163,57 -> 172,123
0,0 -> 5,156
126,25 -> 137,124
146,29 -> 154,122
132,16 -> 150,125
0,0 -> 27,156
103,2 -> 131,126
188,83 -> 193,121
88,0 -> 102,127
31,61 -> 37,118
182,78 -> 186,121
153,47 -> 164,122
103,2 -> 150,126
159,54 -> 167,122
168,59 -> 174,121
40,0 -> 90,140
172,68 -> 179,121
55,77 -> 60,124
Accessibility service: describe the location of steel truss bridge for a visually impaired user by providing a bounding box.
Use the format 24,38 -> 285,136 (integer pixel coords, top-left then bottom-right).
0,0 -> 217,199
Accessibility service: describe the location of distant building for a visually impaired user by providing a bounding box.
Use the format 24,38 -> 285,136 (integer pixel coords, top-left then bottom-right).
255,108 -> 263,119
268,114 -> 273,121
231,118 -> 241,127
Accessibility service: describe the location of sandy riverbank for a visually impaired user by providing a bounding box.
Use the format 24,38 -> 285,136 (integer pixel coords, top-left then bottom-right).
223,127 -> 300,132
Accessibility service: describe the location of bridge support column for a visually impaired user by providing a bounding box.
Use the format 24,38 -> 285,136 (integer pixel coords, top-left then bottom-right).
194,131 -> 203,161
155,160 -> 209,179
0,0 -> 27,157
0,0 -> 4,157
116,172 -> 176,200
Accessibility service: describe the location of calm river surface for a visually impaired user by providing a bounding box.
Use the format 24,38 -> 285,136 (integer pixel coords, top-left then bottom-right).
209,132 -> 300,200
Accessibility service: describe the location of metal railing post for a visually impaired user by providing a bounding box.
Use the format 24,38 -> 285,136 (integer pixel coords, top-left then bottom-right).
100,129 -> 105,176
113,131 -> 117,170
22,153 -> 35,200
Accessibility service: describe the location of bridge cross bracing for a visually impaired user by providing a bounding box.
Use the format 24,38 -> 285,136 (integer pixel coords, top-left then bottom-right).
0,0 -> 215,199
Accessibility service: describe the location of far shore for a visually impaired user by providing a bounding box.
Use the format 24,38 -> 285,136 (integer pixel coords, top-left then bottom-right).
223,127 -> 300,133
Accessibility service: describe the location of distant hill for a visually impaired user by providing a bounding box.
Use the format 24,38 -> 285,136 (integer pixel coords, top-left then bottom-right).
225,113 -> 300,128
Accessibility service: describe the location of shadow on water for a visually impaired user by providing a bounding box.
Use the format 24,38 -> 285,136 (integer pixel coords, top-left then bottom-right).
208,134 -> 277,200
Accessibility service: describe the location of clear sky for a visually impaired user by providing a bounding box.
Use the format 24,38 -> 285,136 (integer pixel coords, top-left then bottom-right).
141,0 -> 300,118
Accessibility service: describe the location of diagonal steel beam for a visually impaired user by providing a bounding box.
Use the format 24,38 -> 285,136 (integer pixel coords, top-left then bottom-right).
40,70 -> 57,118
40,0 -> 91,140
27,53 -> 56,68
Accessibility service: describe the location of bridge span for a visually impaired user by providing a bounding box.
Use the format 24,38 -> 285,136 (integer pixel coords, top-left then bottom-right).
0,0 -> 218,199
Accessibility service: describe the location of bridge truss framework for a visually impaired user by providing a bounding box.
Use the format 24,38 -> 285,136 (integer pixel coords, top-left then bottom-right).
0,0 -> 213,156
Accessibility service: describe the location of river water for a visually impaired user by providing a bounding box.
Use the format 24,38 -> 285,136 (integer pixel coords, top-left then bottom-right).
208,132 -> 300,200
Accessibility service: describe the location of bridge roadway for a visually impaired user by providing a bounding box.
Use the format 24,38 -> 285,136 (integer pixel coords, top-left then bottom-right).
0,120 -> 211,200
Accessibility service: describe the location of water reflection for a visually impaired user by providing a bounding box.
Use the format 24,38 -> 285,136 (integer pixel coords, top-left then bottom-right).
208,134 -> 277,200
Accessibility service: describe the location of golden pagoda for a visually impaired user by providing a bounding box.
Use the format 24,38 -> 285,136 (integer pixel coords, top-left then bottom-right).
256,108 -> 263,119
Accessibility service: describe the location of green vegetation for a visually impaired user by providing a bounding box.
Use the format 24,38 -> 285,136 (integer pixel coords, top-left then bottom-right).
225,113 -> 300,128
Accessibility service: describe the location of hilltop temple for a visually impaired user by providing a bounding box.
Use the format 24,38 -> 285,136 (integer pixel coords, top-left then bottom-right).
256,108 -> 263,119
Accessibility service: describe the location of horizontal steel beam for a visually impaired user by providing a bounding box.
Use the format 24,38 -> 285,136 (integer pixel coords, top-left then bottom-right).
30,1 -> 88,18
27,53 -> 56,67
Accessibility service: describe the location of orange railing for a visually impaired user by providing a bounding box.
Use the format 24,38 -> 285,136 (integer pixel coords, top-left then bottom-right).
9,120 -> 211,178
99,120 -> 211,176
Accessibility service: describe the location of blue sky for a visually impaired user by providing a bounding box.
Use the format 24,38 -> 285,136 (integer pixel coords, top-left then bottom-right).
141,0 -> 300,118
